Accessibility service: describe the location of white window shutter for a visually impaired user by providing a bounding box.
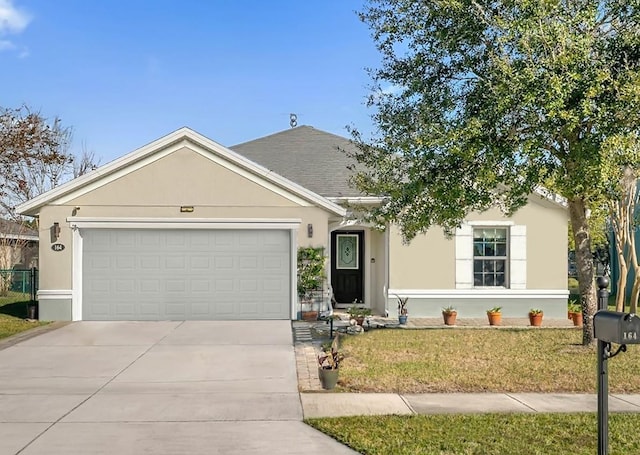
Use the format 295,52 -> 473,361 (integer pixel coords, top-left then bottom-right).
510,225 -> 527,289
455,224 -> 473,289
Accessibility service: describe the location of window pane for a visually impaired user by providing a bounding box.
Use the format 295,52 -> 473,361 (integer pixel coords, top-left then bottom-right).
472,226 -> 509,287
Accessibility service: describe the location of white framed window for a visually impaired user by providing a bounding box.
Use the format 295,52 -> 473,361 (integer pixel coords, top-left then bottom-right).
455,222 -> 526,290
473,227 -> 508,287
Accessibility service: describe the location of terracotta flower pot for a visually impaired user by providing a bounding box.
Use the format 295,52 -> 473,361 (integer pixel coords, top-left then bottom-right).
571,312 -> 583,327
302,311 -> 318,322
529,313 -> 543,327
443,311 -> 457,326
487,312 -> 501,326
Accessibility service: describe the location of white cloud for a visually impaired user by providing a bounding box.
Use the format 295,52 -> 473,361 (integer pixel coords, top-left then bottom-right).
0,0 -> 31,35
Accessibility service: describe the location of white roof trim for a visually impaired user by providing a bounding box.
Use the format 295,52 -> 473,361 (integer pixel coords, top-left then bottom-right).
328,196 -> 384,205
17,127 -> 346,217
67,217 -> 302,230
532,186 -> 568,208
0,234 -> 38,242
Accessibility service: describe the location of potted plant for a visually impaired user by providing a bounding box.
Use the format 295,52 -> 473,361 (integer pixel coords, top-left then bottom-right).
442,305 -> 457,325
529,308 -> 543,327
317,334 -> 343,390
347,305 -> 372,326
487,306 -> 502,326
569,303 -> 583,327
396,294 -> 409,324
297,246 -> 325,321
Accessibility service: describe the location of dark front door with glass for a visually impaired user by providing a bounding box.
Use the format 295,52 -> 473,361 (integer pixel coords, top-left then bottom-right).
331,231 -> 364,304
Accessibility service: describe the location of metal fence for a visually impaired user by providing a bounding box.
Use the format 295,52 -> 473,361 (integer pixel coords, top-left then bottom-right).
0,268 -> 38,302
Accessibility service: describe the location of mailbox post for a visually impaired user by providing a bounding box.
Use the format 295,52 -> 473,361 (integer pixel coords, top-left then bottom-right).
593,276 -> 640,455
597,276 -> 609,455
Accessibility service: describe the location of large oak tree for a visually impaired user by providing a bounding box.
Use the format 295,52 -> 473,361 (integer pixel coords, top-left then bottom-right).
351,0 -> 640,344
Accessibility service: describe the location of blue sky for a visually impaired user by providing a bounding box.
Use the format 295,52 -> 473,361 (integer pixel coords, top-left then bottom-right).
0,0 -> 381,163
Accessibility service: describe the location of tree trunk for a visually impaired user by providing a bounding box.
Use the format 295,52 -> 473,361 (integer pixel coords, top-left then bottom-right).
568,197 -> 597,345
617,256 -> 628,311
613,205 -> 628,311
628,183 -> 639,313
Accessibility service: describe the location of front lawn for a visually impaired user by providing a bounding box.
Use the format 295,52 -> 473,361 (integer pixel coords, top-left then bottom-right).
0,292 -> 48,340
307,414 -> 640,455
335,328 -> 640,393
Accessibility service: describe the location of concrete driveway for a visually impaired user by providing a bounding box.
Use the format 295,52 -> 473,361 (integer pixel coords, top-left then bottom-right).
0,321 -> 357,455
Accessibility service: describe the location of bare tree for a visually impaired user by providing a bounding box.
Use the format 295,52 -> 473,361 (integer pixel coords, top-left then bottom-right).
0,105 -> 99,287
0,105 -> 99,220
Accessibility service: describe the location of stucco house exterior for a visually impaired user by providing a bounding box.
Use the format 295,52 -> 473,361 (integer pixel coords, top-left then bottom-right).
17,126 -> 568,321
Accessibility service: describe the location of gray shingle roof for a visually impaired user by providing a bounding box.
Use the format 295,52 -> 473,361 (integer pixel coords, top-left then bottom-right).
230,125 -> 363,198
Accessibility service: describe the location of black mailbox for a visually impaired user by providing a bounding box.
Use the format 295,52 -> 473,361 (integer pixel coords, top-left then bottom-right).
594,311 -> 640,344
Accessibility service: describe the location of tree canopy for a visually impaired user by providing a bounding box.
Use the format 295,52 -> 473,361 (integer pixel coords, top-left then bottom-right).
0,105 -> 98,220
351,0 -> 640,344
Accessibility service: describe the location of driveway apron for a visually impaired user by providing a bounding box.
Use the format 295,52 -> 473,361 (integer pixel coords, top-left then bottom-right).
0,321 -> 357,455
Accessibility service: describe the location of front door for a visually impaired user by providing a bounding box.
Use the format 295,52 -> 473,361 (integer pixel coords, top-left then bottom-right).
331,231 -> 364,304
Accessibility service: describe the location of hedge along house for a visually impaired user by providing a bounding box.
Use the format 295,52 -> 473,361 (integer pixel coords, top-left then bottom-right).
17,126 -> 568,321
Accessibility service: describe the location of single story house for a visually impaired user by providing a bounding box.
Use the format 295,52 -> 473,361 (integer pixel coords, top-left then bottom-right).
17,126 -> 568,321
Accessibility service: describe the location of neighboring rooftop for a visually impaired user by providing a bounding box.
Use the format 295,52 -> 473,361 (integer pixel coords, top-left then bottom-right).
230,125 -> 363,198
0,219 -> 38,240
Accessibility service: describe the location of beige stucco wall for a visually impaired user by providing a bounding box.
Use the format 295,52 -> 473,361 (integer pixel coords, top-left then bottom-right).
36,147 -> 334,291
389,197 -> 568,291
389,225 -> 455,290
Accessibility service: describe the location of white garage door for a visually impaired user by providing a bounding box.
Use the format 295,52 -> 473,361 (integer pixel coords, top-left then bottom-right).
82,229 -> 291,320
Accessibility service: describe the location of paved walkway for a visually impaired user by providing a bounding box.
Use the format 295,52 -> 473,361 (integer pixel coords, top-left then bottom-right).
293,316 -> 640,419
300,392 -> 640,418
0,321 -> 358,455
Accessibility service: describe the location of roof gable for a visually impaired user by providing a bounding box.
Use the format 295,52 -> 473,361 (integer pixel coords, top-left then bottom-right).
230,125 -> 364,198
17,128 -> 346,217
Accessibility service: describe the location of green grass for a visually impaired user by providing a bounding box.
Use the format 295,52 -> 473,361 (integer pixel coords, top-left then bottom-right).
334,329 -> 640,393
0,292 -> 48,340
306,414 -> 640,455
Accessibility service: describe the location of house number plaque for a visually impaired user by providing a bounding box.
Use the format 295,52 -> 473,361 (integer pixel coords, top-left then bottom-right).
51,243 -> 65,252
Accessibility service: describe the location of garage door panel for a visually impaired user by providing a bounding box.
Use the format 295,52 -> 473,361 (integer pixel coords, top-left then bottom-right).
116,255 -> 136,269
116,231 -> 136,246
239,256 -> 258,269
191,256 -> 210,269
165,256 -> 186,269
82,229 -> 291,320
115,279 -> 135,292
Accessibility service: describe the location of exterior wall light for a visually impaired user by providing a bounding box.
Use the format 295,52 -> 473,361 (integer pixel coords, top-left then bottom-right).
52,222 -> 61,241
